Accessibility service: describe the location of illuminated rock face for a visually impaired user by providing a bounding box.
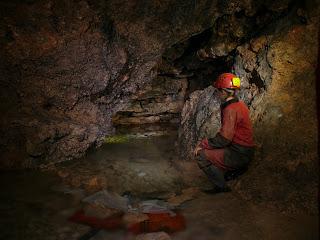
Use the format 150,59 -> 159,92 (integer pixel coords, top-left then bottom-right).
178,6 -> 319,214
238,19 -> 319,215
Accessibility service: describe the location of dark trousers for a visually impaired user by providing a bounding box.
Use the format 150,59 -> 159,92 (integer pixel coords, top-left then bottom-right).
196,150 -> 226,188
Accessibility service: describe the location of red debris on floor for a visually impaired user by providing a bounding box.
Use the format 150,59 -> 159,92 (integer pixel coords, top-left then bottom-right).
128,212 -> 186,234
68,210 -> 123,230
69,209 -> 186,235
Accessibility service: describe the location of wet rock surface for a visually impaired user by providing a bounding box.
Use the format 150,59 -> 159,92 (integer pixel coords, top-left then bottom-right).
0,171 -> 91,240
51,135 -> 188,195
1,168 -> 318,240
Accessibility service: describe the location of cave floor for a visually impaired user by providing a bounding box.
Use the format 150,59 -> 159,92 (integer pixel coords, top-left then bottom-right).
0,170 -> 317,240
0,134 -> 318,240
50,133 -> 200,195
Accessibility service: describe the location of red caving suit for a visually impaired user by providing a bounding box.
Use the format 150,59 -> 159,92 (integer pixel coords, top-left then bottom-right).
200,98 -> 255,171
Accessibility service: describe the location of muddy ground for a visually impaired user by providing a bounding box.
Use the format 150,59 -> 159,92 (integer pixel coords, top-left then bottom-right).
0,170 -> 317,240
1,134 -> 318,240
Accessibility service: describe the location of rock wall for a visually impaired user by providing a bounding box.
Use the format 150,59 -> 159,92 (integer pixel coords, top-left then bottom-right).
0,0 -> 318,214
0,0 -> 224,168
1,0 -> 302,168
1,0 -> 109,168
178,3 -> 319,214
236,15 -> 319,215
112,74 -> 188,131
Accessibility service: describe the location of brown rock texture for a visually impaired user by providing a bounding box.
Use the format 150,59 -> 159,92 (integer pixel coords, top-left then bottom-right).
1,0 -> 301,168
0,0 -> 111,167
112,75 -> 187,127
0,0 -> 223,168
179,87 -> 221,160
0,0 -> 318,215
178,2 -> 319,214
236,14 -> 319,215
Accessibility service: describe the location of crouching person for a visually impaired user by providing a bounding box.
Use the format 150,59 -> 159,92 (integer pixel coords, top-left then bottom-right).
194,73 -> 255,194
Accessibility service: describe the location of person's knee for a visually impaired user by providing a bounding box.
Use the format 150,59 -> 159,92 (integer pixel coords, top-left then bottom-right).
198,149 -> 207,159
196,150 -> 211,169
195,149 -> 205,161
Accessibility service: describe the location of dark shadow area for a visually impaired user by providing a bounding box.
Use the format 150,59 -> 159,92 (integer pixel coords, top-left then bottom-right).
161,29 -> 234,95
249,69 -> 265,90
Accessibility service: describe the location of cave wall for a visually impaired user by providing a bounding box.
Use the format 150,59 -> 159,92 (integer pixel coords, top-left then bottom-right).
2,0 -> 295,168
236,16 -> 319,214
178,2 -> 319,214
0,0 -> 318,214
112,75 -> 187,131
0,0 -> 112,167
0,0 -> 228,168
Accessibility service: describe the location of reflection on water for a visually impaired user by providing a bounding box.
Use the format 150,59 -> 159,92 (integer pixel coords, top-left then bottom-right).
55,133 -> 185,196
0,133 -> 318,240
88,134 -> 177,163
0,133 -> 181,240
0,170 -> 90,240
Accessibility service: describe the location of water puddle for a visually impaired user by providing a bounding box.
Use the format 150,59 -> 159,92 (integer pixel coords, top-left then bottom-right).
0,134 -> 193,239
0,170 -> 90,240
0,133 -> 318,240
54,133 -> 187,195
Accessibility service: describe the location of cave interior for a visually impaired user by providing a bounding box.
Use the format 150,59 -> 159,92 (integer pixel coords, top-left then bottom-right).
0,0 -> 319,239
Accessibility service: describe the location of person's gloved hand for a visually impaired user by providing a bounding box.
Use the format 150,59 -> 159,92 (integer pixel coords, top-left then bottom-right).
193,142 -> 202,156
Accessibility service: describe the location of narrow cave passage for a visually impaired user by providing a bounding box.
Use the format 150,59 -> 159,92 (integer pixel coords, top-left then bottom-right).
111,28 -> 234,136
0,0 -> 318,239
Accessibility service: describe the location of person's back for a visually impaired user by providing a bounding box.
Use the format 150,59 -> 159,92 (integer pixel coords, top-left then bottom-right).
223,100 -> 254,147
194,73 -> 255,194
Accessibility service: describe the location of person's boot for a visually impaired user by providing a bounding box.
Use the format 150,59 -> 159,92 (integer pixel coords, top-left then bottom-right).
202,185 -> 231,194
